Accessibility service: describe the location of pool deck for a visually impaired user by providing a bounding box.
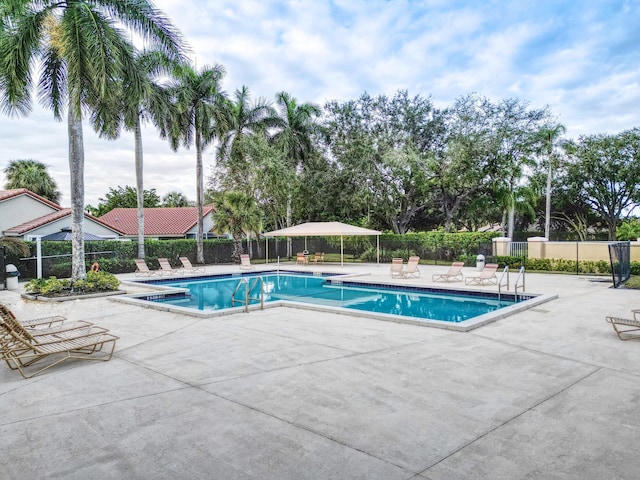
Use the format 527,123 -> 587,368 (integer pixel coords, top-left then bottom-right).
1,263 -> 639,479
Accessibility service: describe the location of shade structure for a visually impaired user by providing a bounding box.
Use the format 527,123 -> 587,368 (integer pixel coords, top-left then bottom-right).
40,228 -> 103,241
263,222 -> 381,266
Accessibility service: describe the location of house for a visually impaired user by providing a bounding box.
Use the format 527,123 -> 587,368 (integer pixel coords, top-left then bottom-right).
0,189 -> 123,240
98,206 -> 216,240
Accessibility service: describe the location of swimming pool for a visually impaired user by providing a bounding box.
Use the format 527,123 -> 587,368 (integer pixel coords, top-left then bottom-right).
118,271 -> 555,330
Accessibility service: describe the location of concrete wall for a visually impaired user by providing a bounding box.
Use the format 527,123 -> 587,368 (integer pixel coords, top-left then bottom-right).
493,237 -> 640,262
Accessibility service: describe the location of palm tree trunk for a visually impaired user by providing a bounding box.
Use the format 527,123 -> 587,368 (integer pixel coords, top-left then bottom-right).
507,206 -> 515,240
544,162 -> 552,240
68,100 -> 86,281
286,193 -> 292,257
135,116 -> 145,259
195,130 -> 205,264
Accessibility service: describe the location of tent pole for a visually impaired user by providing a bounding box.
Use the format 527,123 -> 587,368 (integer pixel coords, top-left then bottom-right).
377,235 -> 380,264
341,235 -> 344,267
266,235 -> 269,264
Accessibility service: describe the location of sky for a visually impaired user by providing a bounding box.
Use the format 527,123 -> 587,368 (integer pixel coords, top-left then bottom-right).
1,0 -> 639,208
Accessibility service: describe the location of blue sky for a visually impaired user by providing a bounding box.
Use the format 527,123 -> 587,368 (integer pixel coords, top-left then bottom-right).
1,0 -> 639,207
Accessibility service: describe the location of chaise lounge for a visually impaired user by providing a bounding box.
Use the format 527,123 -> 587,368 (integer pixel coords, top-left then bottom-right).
465,263 -> 499,286
432,262 -> 464,283
606,310 -> 640,340
179,256 -> 205,274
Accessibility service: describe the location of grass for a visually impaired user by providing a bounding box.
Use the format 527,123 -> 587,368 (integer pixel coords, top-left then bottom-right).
624,276 -> 640,289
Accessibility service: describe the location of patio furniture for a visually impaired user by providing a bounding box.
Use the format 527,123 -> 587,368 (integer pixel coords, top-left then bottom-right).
390,258 -> 404,278
158,258 -> 180,275
402,256 -> 421,278
606,312 -> 640,340
432,262 -> 464,283
135,259 -> 159,277
179,256 -> 205,274
296,253 -> 308,265
0,305 -> 118,379
311,252 -> 324,263
240,254 -> 255,270
465,263 -> 499,286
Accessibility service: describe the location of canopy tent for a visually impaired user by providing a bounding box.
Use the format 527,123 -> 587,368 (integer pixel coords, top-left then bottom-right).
263,221 -> 382,266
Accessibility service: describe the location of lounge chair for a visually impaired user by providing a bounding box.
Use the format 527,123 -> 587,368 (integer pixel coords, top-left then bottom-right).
296,253 -> 308,265
240,254 -> 255,270
390,258 -> 404,278
465,263 -> 499,286
432,262 -> 464,283
606,311 -> 640,340
0,304 -> 118,379
179,256 -> 205,274
135,259 -> 159,277
158,258 -> 180,275
402,256 -> 421,278
311,252 -> 324,263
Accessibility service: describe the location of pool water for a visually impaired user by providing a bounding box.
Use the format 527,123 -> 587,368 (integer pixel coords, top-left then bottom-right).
150,273 -> 516,323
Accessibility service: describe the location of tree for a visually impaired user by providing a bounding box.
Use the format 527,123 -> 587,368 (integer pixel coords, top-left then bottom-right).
564,129 -> 640,240
0,0 -> 184,280
88,186 -> 160,217
98,49 -> 180,259
3,159 -> 61,203
166,63 -> 228,264
216,86 -> 277,192
212,191 -> 262,262
272,91 -> 321,254
537,123 -> 566,239
162,190 -> 190,207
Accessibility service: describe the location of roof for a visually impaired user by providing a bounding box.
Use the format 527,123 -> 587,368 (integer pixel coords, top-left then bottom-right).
0,188 -> 62,211
3,209 -> 125,236
99,207 -> 215,236
264,221 -> 382,237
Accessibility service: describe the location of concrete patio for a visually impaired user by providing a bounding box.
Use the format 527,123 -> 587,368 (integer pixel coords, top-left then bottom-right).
1,263 -> 639,479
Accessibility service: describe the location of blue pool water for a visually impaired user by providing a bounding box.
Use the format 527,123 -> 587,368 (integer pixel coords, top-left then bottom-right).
145,273 -> 517,323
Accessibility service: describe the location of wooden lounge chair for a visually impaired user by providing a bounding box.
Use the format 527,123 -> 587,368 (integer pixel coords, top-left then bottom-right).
296,253 -> 308,265
135,259 -> 159,277
390,258 -> 404,278
402,256 -> 421,278
606,311 -> 640,340
311,252 -> 324,263
432,262 -> 464,283
465,263 -> 499,286
240,254 -> 255,270
179,256 -> 205,274
0,305 -> 118,379
158,258 -> 180,275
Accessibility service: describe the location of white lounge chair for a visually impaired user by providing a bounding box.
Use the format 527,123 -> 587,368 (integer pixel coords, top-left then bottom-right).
606,310 -> 640,340
240,254 -> 255,270
432,262 -> 464,282
465,263 -> 499,286
402,256 -> 421,278
390,258 -> 404,278
135,259 -> 159,276
158,258 -> 180,275
179,256 -> 205,274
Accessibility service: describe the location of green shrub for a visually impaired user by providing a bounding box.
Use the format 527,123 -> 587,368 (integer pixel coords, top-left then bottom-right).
24,271 -> 119,296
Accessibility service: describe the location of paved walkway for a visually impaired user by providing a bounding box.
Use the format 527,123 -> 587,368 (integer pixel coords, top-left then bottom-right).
1,263 -> 639,479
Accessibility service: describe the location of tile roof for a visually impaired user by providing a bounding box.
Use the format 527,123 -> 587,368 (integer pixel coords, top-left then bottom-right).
0,188 -> 62,211
99,207 -> 214,236
4,209 -> 125,235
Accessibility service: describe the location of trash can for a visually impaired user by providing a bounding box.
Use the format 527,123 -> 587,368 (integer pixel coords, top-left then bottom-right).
5,264 -> 19,290
475,254 -> 485,271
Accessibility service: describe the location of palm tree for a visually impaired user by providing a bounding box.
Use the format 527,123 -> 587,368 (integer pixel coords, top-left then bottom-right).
212,191 -> 262,263
217,86 -> 277,191
271,92 -> 321,255
0,1 -> 184,280
162,190 -> 190,207
100,49 -> 179,260
537,123 -> 566,240
3,159 -> 61,203
165,63 -> 227,264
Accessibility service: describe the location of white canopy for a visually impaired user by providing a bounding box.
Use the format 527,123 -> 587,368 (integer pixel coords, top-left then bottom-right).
263,222 -> 381,266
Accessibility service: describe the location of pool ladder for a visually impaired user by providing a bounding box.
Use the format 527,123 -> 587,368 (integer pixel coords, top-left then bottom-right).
231,277 -> 265,312
497,266 -> 526,302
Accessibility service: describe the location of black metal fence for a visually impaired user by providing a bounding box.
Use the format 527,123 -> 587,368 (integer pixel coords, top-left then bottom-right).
609,241 -> 631,288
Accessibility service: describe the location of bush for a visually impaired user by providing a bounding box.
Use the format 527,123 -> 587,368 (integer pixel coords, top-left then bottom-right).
24,271 -> 119,296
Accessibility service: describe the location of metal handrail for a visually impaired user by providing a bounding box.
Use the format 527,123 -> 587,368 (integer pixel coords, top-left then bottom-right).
497,266 -> 509,302
231,276 -> 265,312
514,266 -> 526,301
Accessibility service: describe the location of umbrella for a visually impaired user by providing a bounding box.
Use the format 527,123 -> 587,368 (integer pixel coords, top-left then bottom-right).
40,228 -> 104,241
